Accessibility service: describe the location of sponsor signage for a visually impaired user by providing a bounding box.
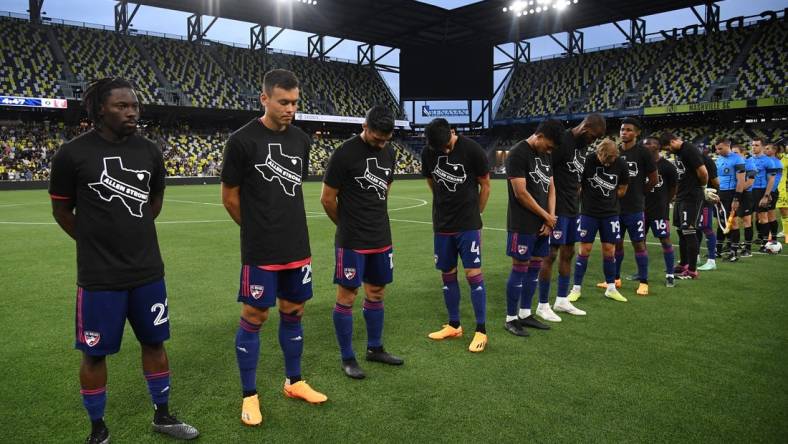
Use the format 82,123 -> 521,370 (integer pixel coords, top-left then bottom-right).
0,95 -> 68,109
296,112 -> 410,128
421,105 -> 469,117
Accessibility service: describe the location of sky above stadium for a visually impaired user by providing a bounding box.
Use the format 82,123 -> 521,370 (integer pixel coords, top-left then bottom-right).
2,0 -> 782,122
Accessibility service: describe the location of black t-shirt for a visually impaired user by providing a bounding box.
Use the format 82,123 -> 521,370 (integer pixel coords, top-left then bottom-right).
421,135 -> 489,232
324,135 -> 396,249
618,142 -> 657,214
674,142 -> 706,203
645,157 -> 678,221
48,130 -> 165,290
221,119 -> 312,265
580,153 -> 630,218
552,130 -> 588,217
506,140 -> 552,234
704,154 -> 718,187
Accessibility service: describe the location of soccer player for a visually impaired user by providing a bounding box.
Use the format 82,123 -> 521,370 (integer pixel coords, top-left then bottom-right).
696,148 -> 719,270
221,69 -> 327,427
764,144 -> 782,244
421,118 -> 491,352
643,136 -> 678,287
321,105 -> 404,379
599,117 -> 656,295
776,145 -> 788,244
660,133 -> 709,279
730,144 -> 757,258
49,78 -> 199,443
568,139 -> 630,302
750,138 -> 777,252
537,114 -> 606,320
503,119 -> 563,336
712,139 -> 745,262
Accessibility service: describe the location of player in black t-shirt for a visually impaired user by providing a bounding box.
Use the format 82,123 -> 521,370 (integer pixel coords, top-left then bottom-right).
503,119 -> 563,337
538,114 -> 606,320
642,136 -> 679,287
569,139 -> 630,303
421,118 -> 491,352
597,118 -> 656,296
221,70 -> 327,427
321,105 -> 404,379
49,78 -> 198,443
659,133 -> 709,279
696,150 -> 720,270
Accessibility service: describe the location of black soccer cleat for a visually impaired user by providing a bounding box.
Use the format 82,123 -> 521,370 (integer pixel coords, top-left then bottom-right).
341,358 -> 366,379
85,426 -> 110,444
518,315 -> 551,330
504,320 -> 529,337
665,276 -> 676,288
152,413 -> 199,440
366,348 -> 404,366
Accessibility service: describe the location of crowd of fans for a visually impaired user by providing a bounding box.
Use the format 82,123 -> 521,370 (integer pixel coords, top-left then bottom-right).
0,16 -> 402,118
496,18 -> 786,119
0,122 -> 422,181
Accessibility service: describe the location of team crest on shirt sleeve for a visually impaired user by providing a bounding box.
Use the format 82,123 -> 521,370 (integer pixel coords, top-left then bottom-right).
255,143 -> 303,197
88,156 -> 151,217
432,156 -> 467,191
355,158 -> 390,200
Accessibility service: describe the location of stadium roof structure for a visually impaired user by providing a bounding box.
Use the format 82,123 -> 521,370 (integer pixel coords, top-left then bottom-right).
133,0 -> 709,47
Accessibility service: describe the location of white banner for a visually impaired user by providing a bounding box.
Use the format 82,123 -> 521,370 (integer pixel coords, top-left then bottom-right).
296,112 -> 410,128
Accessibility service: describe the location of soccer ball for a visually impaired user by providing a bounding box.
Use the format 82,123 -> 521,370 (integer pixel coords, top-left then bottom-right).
765,241 -> 783,254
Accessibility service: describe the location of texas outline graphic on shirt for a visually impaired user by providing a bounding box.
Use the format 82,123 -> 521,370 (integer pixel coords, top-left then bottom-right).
588,167 -> 618,197
355,158 -> 390,200
626,161 -> 639,177
674,159 -> 686,180
529,157 -> 552,193
255,143 -> 302,197
88,156 -> 151,218
567,149 -> 586,181
432,156 -> 466,192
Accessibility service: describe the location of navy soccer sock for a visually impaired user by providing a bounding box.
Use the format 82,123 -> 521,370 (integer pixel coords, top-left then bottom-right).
236,317 -> 261,396
467,273 -> 487,331
279,311 -> 303,383
506,264 -> 528,317
362,299 -> 384,350
332,303 -> 355,361
442,271 -> 461,327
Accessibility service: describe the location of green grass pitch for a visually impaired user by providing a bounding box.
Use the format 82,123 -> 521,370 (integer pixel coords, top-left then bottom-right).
0,179 -> 785,443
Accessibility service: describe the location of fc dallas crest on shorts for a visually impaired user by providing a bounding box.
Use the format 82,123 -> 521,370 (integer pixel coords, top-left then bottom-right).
517,244 -> 528,255
84,331 -> 101,347
250,285 -> 264,299
344,267 -> 357,280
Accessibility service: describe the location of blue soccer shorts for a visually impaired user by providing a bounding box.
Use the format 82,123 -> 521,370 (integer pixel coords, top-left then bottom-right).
549,215 -> 581,245
620,211 -> 647,241
334,246 -> 394,288
75,278 -> 170,356
578,214 -> 622,244
506,231 -> 550,261
238,262 -> 314,308
646,218 -> 671,239
434,230 -> 482,272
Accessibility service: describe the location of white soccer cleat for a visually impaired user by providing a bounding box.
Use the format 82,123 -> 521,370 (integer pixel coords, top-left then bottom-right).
536,304 -> 562,322
553,300 -> 586,316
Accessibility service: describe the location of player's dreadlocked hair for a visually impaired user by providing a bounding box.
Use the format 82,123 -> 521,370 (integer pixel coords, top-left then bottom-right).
82,77 -> 137,126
